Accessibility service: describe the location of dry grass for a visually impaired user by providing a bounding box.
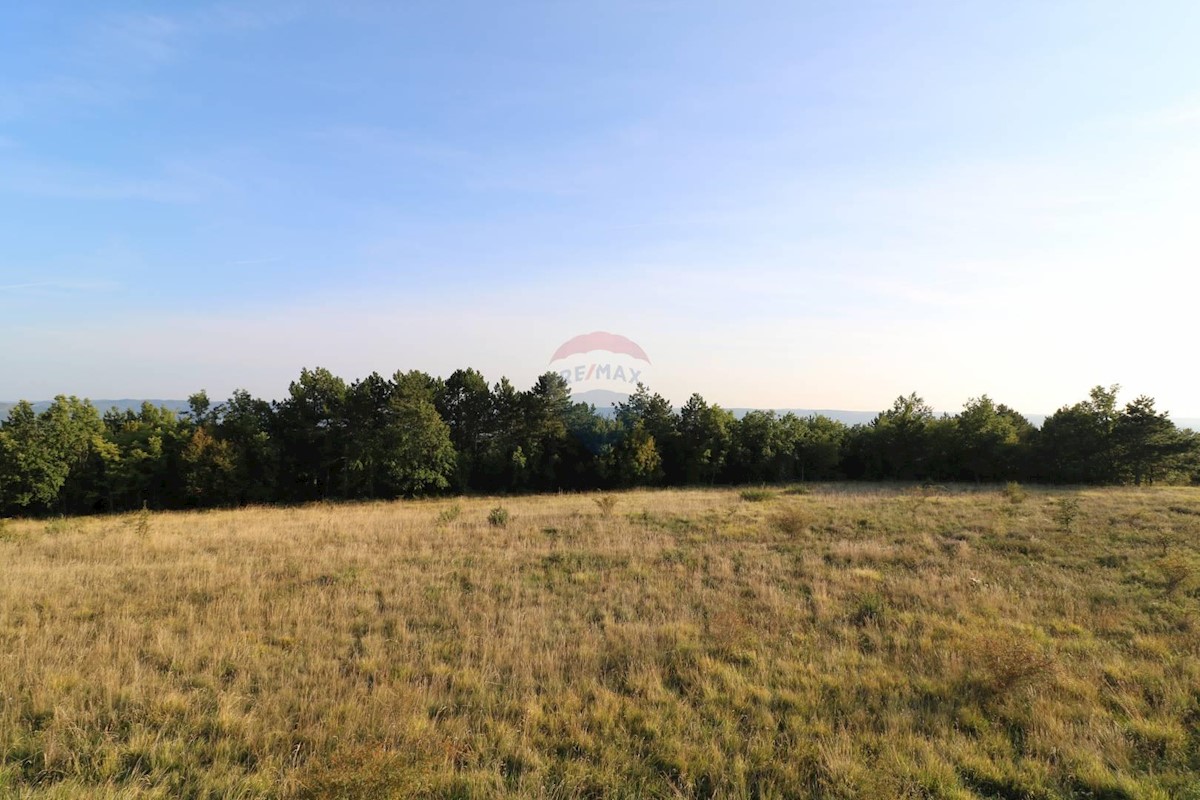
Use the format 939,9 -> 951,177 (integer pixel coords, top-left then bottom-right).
2,484 -> 1199,799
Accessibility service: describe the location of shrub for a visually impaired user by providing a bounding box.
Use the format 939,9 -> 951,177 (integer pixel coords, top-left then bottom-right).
46,517 -> 75,536
740,488 -> 776,502
1053,497 -> 1080,531
135,505 -> 152,536
773,507 -> 810,535
1002,481 -> 1027,505
488,506 -> 510,528
975,635 -> 1055,696
593,495 -> 618,518
437,504 -> 462,525
1158,554 -> 1195,596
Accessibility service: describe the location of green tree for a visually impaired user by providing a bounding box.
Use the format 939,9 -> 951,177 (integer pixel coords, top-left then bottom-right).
869,393 -> 935,479
1114,396 -> 1193,485
436,368 -> 494,490
606,419 -> 663,486
181,427 -> 238,504
0,401 -> 67,512
522,372 -> 573,490
0,398 -> 107,514
480,377 -> 528,489
380,372 -> 457,496
951,396 -> 1023,482
274,367 -> 348,500
679,394 -> 734,484
728,410 -> 793,483
792,414 -> 847,481
614,384 -> 680,483
343,372 -> 395,499
100,403 -> 189,509
215,389 -> 278,504
1037,385 -> 1121,483
562,401 -> 616,488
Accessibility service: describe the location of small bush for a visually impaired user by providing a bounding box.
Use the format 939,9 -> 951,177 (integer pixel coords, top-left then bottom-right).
975,635 -> 1055,696
1153,528 -> 1177,556
46,517 -> 74,536
740,488 -> 776,502
1158,554 -> 1195,596
436,504 -> 462,525
1053,497 -> 1080,531
773,507 -> 810,535
135,505 -> 152,536
488,506 -> 510,528
593,495 -> 618,518
1003,481 -> 1027,505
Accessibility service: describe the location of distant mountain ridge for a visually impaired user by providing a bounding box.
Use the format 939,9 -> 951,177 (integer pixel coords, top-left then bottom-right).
1,398 -> 1195,432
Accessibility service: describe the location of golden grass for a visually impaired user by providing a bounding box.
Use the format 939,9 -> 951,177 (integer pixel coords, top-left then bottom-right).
1,485 -> 1199,798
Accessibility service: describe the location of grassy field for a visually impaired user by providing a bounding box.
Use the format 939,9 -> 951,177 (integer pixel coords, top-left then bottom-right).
1,485 -> 1199,799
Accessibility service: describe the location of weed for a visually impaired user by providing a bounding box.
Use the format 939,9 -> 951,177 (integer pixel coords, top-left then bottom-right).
436,504 -> 462,525
850,592 -> 886,626
739,488 -> 776,502
593,495 -> 618,518
487,506 -> 510,528
135,504 -> 152,536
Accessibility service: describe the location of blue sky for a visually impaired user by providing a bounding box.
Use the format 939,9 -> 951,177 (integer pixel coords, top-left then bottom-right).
2,1 -> 1199,416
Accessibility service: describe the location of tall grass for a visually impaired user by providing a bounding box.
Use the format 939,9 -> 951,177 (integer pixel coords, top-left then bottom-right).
1,485 -> 1198,798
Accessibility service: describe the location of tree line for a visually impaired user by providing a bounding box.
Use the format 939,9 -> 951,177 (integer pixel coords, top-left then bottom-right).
1,369 -> 1197,516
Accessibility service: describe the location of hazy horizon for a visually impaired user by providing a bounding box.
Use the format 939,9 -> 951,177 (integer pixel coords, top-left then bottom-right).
3,2 -> 1199,416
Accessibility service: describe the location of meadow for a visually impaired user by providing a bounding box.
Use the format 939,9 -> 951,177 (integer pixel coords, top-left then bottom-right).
1,484 -> 1198,799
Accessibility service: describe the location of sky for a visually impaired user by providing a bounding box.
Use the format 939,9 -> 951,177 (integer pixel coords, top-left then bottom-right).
2,1 -> 1199,417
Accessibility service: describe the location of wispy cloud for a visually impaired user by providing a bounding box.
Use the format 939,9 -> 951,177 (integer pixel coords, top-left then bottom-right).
0,152 -> 234,203
227,257 -> 281,266
0,14 -> 176,124
0,7 -> 303,124
191,4 -> 309,33
87,13 -> 181,65
0,280 -> 112,293
309,125 -> 476,164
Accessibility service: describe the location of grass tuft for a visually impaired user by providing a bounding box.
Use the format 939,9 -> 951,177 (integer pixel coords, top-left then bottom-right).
487,505 -> 510,527
593,495 -> 618,517
739,488 -> 776,502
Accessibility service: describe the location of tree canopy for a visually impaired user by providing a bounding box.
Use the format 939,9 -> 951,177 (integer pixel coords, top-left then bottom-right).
1,374 -> 1196,516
